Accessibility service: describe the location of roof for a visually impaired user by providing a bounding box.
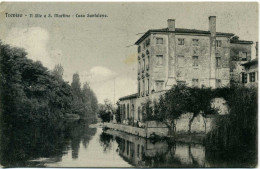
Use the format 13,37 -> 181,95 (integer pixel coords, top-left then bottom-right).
119,93 -> 138,101
241,58 -> 258,67
135,28 -> 234,45
230,39 -> 253,44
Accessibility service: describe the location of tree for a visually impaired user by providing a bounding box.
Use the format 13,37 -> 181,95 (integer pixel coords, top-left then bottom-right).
186,87 -> 216,133
52,64 -> 64,80
146,84 -> 191,136
0,43 -> 73,123
98,99 -> 113,123
81,82 -> 98,122
71,73 -> 81,96
71,73 -> 84,116
115,101 -> 121,123
0,42 -> 99,124
145,84 -> 218,135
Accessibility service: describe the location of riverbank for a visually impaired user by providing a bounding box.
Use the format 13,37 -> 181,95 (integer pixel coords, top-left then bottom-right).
103,122 -> 205,144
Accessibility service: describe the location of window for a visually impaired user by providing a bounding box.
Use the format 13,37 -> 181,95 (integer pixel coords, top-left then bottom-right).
142,79 -> 145,96
138,80 -> 141,96
249,72 -> 256,82
138,46 -> 141,53
146,39 -> 150,46
132,104 -> 134,115
240,52 -> 247,61
142,59 -> 145,72
141,146 -> 144,156
192,79 -> 199,87
127,104 -> 129,119
127,141 -> 129,155
216,79 -> 221,88
137,144 -> 140,157
156,55 -> 163,66
138,61 -> 141,73
216,57 -> 221,67
146,56 -> 150,70
146,78 -> 149,95
143,43 -> 145,50
216,40 -> 222,47
178,38 -> 184,45
120,104 -> 123,119
123,104 -> 125,120
193,56 -> 199,67
156,38 -> 163,44
192,39 -> 199,46
177,55 -> 184,67
156,81 -> 164,91
138,107 -> 141,120
242,72 -> 247,83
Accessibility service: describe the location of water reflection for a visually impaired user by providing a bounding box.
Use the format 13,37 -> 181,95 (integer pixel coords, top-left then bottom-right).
101,129 -> 257,168
0,120 -> 96,167
0,121 -> 256,167
102,129 -> 206,167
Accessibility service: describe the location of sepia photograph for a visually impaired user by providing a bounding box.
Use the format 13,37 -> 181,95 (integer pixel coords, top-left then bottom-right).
0,2 -> 258,168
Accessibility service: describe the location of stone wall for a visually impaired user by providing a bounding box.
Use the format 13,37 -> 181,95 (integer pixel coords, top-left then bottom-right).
105,112 -> 217,138
104,122 -> 147,137
175,114 -> 215,134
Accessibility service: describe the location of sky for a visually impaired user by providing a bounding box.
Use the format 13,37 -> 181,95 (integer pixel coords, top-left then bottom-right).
0,2 -> 258,103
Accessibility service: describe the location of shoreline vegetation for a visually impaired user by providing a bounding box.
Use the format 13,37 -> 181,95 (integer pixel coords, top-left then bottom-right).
152,85 -> 256,165
0,42 -> 98,125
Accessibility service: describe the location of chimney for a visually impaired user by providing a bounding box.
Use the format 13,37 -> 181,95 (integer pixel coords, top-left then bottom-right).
209,16 -> 216,88
209,16 -> 216,36
167,19 -> 175,31
165,19 -> 177,89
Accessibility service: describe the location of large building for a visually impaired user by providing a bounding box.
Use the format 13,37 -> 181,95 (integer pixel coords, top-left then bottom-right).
118,16 -> 254,125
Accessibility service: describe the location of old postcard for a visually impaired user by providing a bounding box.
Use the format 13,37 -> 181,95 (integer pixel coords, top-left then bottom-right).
0,2 -> 258,168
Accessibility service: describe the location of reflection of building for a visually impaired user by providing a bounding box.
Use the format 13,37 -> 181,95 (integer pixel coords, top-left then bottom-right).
104,129 -> 206,168
118,16 -> 254,129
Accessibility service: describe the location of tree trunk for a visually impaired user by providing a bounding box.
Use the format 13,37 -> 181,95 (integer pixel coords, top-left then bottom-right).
167,121 -> 176,137
188,114 -> 196,134
203,116 -> 207,134
168,127 -> 175,137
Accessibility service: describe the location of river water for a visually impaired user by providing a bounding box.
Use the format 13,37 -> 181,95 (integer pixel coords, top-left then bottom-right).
0,120 -> 256,167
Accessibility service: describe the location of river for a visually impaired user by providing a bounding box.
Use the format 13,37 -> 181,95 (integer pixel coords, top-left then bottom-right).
0,120 -> 256,167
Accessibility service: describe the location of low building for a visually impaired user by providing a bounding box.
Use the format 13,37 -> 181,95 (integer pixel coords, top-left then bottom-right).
119,93 -> 138,125
240,42 -> 258,88
230,36 -> 253,85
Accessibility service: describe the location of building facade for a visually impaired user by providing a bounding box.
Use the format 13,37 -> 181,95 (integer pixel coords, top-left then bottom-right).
240,42 -> 258,88
118,16 -> 254,126
230,36 -> 253,84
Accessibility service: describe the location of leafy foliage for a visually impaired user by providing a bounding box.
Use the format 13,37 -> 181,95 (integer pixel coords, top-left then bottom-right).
115,101 -> 121,123
0,42 -> 98,124
207,86 -> 257,153
144,84 -> 194,135
144,84 -> 217,135
98,99 -> 113,123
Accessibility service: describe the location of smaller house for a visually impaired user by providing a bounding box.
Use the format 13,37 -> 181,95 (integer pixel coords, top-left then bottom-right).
118,93 -> 139,126
240,42 -> 258,88
241,58 -> 258,88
